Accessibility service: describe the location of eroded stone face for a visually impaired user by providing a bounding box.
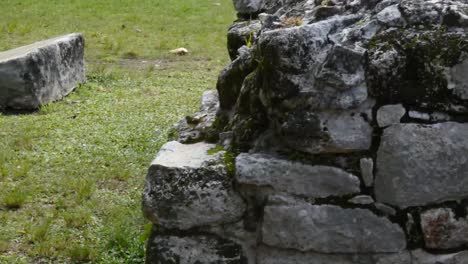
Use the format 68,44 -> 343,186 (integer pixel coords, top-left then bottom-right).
0,33 -> 85,110
420,208 -> 468,249
375,123 -> 468,208
257,246 -> 411,264
262,202 -> 406,253
146,233 -> 247,264
142,141 -> 246,230
411,249 -> 468,264
235,153 -> 360,198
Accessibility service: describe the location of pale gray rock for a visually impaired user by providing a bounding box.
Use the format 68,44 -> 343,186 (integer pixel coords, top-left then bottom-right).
360,158 -> 374,187
376,5 -> 404,27
445,58 -> 468,100
400,0 -> 468,27
257,246 -> 411,264
146,233 -> 247,264
235,153 -> 360,198
262,202 -> 406,253
411,249 -> 468,264
0,33 -> 85,110
142,141 -> 246,230
408,110 -> 430,121
233,0 -> 264,15
257,14 -> 366,110
377,104 -> 405,127
375,123 -> 468,208
421,208 -> 468,249
349,195 -> 375,205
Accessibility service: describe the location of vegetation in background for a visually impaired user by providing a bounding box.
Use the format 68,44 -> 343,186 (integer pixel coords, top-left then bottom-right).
0,0 -> 235,263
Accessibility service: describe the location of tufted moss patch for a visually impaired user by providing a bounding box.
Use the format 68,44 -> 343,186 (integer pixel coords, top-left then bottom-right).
367,27 -> 468,109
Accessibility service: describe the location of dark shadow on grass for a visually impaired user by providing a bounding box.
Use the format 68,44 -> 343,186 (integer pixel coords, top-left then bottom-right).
0,107 -> 38,116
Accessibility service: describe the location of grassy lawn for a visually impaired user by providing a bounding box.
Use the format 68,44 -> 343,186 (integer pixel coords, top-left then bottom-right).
0,0 -> 235,263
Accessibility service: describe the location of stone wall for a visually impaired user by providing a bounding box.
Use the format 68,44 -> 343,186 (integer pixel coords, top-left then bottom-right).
143,0 -> 468,263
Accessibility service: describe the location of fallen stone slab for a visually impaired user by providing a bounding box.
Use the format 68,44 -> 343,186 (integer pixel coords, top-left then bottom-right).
0,33 -> 85,110
375,123 -> 468,208
262,202 -> 406,253
142,141 -> 246,230
235,153 -> 360,198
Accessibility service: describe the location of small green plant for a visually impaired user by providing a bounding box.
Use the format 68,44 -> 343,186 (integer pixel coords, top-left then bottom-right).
29,218 -> 52,243
244,31 -> 255,48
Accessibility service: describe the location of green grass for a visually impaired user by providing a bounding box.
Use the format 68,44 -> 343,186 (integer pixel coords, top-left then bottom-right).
0,0 -> 235,263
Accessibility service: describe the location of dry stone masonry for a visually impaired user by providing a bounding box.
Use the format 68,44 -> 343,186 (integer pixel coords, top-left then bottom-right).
0,33 -> 85,110
143,0 -> 468,263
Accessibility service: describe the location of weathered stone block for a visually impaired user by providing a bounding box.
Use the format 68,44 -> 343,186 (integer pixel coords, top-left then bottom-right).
376,104 -> 405,127
235,153 -> 360,198
258,246 -> 411,264
421,208 -> 468,249
375,123 -> 468,208
281,108 -> 373,154
146,232 -> 247,264
262,202 -> 406,253
411,249 -> 468,264
142,141 -> 246,230
0,33 -> 85,110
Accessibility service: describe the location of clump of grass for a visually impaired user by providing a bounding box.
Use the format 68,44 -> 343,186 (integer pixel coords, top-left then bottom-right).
29,218 -> 52,243
62,208 -> 93,228
1,187 -> 28,210
122,50 -> 139,59
68,245 -> 94,262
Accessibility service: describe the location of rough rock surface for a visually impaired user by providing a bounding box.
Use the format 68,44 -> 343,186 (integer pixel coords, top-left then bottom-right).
0,33 -> 85,110
258,246 -> 411,264
360,157 -> 374,187
146,233 -> 247,264
143,0 -> 468,262
142,141 -> 245,230
262,202 -> 406,253
170,90 -> 220,143
235,153 -> 360,198
411,249 -> 468,264
376,104 -> 406,127
420,208 -> 468,249
375,123 -> 468,208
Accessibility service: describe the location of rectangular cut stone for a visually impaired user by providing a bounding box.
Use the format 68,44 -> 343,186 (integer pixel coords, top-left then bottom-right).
375,123 -> 468,208
142,141 -> 246,230
0,33 -> 85,109
262,202 -> 406,253
235,153 -> 360,198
